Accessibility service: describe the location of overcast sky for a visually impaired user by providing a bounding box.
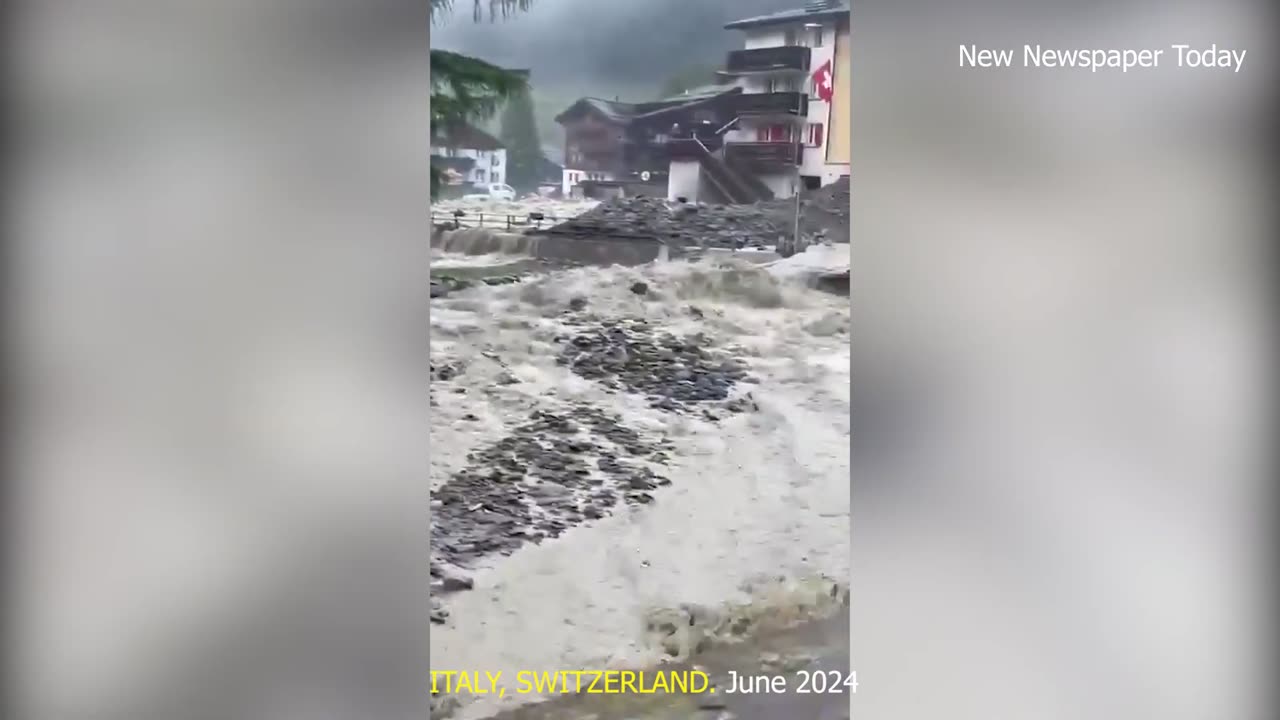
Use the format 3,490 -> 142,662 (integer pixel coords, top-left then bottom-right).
431,0 -> 798,98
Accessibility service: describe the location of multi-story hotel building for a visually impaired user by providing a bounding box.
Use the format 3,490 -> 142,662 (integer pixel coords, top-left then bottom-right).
667,0 -> 850,201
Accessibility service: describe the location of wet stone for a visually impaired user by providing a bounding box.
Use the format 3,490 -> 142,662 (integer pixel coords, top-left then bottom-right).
431,401 -> 677,613
554,319 -> 756,416
537,185 -> 849,251
431,361 -> 466,381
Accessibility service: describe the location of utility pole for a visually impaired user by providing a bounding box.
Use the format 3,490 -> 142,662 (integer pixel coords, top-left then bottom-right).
792,22 -> 825,257
780,76 -> 803,258
793,119 -> 801,255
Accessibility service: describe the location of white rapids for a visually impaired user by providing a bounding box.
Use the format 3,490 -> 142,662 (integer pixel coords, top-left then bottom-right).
429,249 -> 850,719
433,196 -> 600,224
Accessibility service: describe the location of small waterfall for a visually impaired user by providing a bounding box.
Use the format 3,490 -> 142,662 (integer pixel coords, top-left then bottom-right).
431,227 -> 540,257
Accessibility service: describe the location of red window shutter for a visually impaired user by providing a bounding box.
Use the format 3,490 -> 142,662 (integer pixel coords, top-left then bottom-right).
769,125 -> 785,142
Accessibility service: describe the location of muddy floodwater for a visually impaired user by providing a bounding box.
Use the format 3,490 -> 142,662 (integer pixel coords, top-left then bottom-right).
429,242 -> 850,719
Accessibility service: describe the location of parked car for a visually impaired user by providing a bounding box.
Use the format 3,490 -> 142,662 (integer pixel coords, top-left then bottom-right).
462,183 -> 516,202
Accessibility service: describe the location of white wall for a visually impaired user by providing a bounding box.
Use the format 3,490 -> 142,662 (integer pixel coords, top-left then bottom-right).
561,168 -> 616,197
821,167 -> 848,186
760,171 -> 799,200
490,149 -> 507,187
667,160 -> 701,202
732,19 -> 844,183
801,30 -> 837,179
742,28 -> 787,49
430,147 -> 507,188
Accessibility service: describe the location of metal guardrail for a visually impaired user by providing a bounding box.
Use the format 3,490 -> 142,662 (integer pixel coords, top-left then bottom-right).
432,212 -> 660,244
430,211 -> 568,231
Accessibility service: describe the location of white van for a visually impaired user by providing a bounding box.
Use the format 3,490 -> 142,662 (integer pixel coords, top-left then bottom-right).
463,183 -> 516,202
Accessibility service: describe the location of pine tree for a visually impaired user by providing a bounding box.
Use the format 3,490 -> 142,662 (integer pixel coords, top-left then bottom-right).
430,1 -> 533,198
499,85 -> 543,191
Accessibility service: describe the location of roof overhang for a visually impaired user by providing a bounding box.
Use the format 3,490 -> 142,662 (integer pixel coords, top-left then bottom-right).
724,6 -> 849,31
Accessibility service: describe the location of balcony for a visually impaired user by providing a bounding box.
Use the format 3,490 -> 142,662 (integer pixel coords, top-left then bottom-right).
731,91 -> 809,118
722,46 -> 811,75
724,142 -> 804,170
667,137 -> 724,161
570,137 -> 621,154
623,146 -> 674,174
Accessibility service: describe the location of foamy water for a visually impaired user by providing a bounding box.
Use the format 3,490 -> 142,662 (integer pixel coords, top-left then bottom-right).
433,196 -> 600,223
431,249 -> 526,269
429,254 -> 850,719
763,242 -> 850,277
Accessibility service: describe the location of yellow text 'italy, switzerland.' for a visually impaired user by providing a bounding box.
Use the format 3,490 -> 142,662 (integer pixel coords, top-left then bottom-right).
431,670 -> 714,698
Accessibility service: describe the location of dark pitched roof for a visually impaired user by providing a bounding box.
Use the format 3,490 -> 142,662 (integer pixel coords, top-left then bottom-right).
656,83 -> 739,103
725,1 -> 849,30
434,123 -> 504,151
431,156 -> 476,172
556,88 -> 739,127
555,97 -> 638,125
634,87 -> 741,121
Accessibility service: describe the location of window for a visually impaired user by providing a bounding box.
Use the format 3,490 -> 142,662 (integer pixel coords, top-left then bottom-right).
807,123 -> 824,147
783,27 -> 797,46
812,27 -> 824,48
756,125 -> 794,142
768,77 -> 798,93
473,169 -> 484,180
490,171 -> 498,182
491,155 -> 500,166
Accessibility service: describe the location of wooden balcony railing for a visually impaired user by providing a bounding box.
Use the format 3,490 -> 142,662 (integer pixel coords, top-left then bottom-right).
731,91 -> 809,117
724,46 -> 812,74
724,141 -> 804,169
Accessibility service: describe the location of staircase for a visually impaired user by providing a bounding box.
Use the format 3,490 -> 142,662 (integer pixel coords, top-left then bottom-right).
690,138 -> 773,204
723,154 -> 776,201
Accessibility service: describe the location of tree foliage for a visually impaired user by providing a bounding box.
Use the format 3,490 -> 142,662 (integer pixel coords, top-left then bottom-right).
432,50 -> 528,136
431,0 -> 534,23
430,1 -> 533,197
499,85 -> 543,191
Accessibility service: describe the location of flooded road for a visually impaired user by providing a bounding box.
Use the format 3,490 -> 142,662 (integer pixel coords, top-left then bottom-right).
430,241 -> 850,719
